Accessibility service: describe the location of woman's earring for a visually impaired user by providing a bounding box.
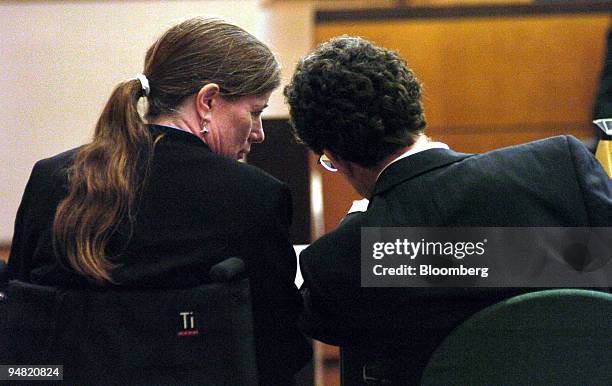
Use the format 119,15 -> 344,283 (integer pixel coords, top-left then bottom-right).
200,119 -> 209,134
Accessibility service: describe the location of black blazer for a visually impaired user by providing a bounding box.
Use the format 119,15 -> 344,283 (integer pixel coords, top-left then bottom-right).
8,125 -> 311,384
299,135 -> 611,362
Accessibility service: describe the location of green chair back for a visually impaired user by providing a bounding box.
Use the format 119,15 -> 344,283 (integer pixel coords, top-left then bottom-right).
421,289 -> 612,386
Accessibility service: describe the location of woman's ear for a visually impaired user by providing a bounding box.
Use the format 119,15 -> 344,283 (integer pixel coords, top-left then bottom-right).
195,83 -> 220,120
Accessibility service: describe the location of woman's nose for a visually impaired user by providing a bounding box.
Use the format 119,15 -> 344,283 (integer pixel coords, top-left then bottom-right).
250,121 -> 265,143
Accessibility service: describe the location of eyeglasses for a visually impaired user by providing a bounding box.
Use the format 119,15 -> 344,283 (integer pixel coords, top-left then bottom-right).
319,154 -> 337,172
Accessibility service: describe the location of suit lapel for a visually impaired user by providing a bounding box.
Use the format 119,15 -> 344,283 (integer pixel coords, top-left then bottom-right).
372,148 -> 473,197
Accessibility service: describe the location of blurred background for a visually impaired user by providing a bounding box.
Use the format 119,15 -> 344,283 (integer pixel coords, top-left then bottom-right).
1,1 -> 610,384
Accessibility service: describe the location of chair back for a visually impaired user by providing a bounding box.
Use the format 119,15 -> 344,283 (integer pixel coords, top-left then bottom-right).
421,289 -> 612,385
0,260 -> 258,386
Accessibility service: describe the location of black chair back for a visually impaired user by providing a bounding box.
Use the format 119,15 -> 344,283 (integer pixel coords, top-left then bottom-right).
0,259 -> 258,386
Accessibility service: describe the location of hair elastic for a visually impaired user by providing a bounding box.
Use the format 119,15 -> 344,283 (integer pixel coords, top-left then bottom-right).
135,74 -> 150,97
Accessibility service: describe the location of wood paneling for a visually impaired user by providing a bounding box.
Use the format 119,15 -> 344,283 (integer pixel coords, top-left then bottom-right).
315,12 -> 611,230
596,139 -> 612,177
316,2 -> 612,22
0,244 -> 9,263
317,15 -> 609,131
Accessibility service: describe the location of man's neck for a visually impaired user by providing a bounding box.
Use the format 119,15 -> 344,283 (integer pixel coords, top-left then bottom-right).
355,142 -> 419,198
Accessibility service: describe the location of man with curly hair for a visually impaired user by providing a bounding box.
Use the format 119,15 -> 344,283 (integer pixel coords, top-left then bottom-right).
284,36 -> 612,383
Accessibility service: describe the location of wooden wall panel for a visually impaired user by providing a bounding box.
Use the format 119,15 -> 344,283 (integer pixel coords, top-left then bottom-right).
315,13 -> 611,231
317,15 -> 609,134
0,244 -> 9,263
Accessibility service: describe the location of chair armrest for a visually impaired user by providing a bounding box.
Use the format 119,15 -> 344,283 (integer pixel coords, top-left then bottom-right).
209,257 -> 246,282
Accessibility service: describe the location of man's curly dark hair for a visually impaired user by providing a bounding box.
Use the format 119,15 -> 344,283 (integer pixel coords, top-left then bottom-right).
284,36 -> 426,168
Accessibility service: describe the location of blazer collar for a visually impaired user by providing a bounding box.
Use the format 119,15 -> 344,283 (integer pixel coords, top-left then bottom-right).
372,148 -> 473,197
148,124 -> 211,150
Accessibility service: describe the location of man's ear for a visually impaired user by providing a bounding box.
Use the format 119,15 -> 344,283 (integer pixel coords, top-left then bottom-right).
195,83 -> 220,121
325,150 -> 353,176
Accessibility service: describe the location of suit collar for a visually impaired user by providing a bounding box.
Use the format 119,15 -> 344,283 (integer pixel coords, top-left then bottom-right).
148,124 -> 211,150
372,148 -> 472,197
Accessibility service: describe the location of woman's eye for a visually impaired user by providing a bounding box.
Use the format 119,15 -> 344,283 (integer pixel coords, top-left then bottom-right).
251,111 -> 263,118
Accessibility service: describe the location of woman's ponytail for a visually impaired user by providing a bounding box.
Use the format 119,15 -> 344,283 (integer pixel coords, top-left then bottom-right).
53,78 -> 153,283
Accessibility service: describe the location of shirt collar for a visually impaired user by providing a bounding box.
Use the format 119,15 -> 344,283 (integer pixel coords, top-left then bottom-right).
376,136 -> 450,181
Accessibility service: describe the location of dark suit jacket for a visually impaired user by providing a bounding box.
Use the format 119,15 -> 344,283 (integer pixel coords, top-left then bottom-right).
7,125 -> 311,384
299,135 -> 611,370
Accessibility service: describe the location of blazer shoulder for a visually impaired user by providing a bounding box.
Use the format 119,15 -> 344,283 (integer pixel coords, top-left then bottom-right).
463,135 -> 580,170
515,135 -> 588,155
235,160 -> 286,190
26,147 -> 81,192
487,135 -> 577,156
507,135 -> 604,172
535,135 -> 585,152
153,141 -> 289,206
33,147 -> 80,175
206,152 -> 287,192
38,146 -> 81,166
219,160 -> 289,213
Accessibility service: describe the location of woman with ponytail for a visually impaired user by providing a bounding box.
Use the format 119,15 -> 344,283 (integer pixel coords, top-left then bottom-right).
7,17 -> 310,383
